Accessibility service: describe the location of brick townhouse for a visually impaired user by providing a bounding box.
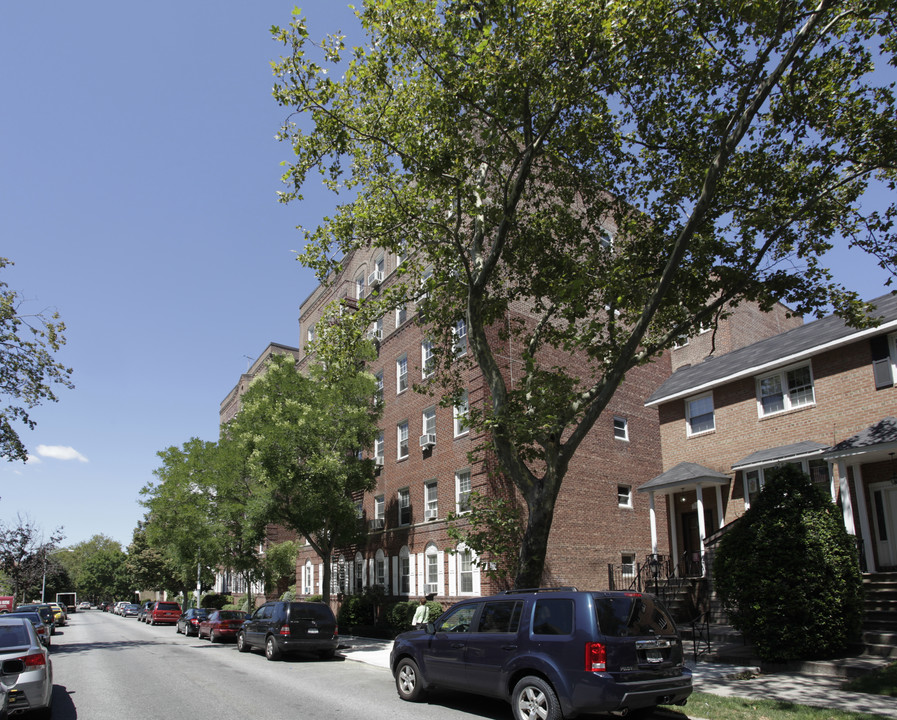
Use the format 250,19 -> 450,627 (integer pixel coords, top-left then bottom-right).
644,290 -> 897,579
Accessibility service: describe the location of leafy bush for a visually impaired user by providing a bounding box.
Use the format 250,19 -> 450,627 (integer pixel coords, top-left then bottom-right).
714,465 -> 864,663
200,593 -> 233,610
339,594 -> 377,627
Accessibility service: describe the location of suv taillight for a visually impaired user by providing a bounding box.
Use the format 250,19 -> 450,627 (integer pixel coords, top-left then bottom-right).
586,642 -> 606,672
279,625 -> 290,636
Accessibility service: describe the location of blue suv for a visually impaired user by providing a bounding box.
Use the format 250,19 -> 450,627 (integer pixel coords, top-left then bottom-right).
390,588 -> 692,720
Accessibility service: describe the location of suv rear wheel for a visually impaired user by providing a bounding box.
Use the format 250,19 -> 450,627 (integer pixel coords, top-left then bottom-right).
395,658 -> 425,702
512,676 -> 560,720
265,635 -> 282,661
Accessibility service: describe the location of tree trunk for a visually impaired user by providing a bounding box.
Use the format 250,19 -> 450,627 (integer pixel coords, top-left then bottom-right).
320,549 -> 332,605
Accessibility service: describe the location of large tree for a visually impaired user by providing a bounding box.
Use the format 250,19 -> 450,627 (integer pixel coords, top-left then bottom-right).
273,0 -> 897,586
231,331 -> 381,604
0,517 -> 64,602
0,257 -> 74,462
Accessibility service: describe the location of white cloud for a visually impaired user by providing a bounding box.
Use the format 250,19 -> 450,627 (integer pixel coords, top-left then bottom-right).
25,455 -> 42,465
36,445 -> 89,463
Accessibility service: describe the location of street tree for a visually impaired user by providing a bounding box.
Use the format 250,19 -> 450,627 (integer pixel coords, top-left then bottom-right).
0,516 -> 64,602
141,439 -> 222,607
54,534 -> 122,593
125,521 -> 183,600
0,257 -> 74,462
273,0 -> 897,586
231,329 -> 381,604
77,547 -> 131,603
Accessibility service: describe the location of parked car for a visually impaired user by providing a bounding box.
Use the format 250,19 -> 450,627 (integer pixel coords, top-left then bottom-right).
137,601 -> 154,622
198,610 -> 247,643
237,601 -> 338,660
4,612 -> 51,648
113,601 -> 128,616
12,606 -> 55,636
146,601 -> 182,626
122,604 -> 141,618
46,603 -> 66,627
78,601 -> 90,610
0,616 -> 53,718
176,608 -> 210,636
390,588 -> 692,720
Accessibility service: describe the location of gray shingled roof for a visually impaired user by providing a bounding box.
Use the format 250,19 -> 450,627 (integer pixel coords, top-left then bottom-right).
638,461 -> 730,494
646,292 -> 897,406
826,417 -> 897,455
731,441 -> 829,470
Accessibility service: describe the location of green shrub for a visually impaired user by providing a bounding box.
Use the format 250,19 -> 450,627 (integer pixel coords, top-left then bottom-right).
338,594 -> 376,626
200,593 -> 233,610
714,465 -> 864,663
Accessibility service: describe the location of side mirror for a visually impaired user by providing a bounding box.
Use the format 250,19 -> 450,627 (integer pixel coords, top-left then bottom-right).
424,622 -> 436,635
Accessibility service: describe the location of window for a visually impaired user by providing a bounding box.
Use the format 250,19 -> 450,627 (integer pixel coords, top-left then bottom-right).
599,228 -> 613,250
374,371 -> 383,403
757,363 -> 815,416
374,431 -> 384,464
356,273 -> 365,300
306,324 -> 316,344
456,469 -> 472,513
396,304 -> 407,327
617,485 -> 632,508
621,553 -> 635,577
533,598 -> 574,635
478,600 -> 522,633
454,391 -> 469,437
398,487 -> 411,525
435,604 -> 476,633
425,544 -> 439,595
613,416 -> 628,441
375,495 -> 385,521
686,393 -> 715,436
457,547 -> 473,593
422,406 -> 436,439
421,340 -> 434,378
397,421 -> 409,459
396,354 -> 408,393
425,481 -> 438,521
354,552 -> 364,593
454,318 -> 468,356
375,549 -> 387,590
371,316 -> 383,342
399,547 -> 411,595
745,469 -> 763,506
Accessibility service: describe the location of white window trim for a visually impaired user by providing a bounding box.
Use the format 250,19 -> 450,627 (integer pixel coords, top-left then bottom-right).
424,480 -> 438,521
422,406 -> 436,438
421,340 -> 434,378
685,392 -> 715,437
455,544 -> 478,596
397,421 -> 409,460
613,416 -> 629,441
396,354 -> 408,394
454,391 -> 470,438
756,362 -> 816,418
617,484 -> 633,508
455,468 -> 472,514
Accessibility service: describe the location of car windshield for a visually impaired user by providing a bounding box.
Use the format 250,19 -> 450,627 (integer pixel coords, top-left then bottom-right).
593,594 -> 676,637
0,624 -> 30,648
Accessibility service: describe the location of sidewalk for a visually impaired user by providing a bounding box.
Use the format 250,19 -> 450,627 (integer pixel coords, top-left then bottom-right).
338,635 -> 897,718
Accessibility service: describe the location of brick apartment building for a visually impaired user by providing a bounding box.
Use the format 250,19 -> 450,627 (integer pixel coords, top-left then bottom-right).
288,245 -> 801,608
644,291 -> 897,578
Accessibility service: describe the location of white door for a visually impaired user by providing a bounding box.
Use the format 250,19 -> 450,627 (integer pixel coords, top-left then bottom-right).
871,483 -> 897,568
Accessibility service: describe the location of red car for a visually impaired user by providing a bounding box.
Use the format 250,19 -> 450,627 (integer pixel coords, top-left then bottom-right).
146,601 -> 182,626
198,610 -> 248,643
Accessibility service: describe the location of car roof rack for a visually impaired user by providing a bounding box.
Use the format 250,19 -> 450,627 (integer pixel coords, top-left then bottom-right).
498,586 -> 578,594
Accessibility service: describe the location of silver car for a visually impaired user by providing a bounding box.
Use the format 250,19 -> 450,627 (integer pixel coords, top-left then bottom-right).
0,617 -> 52,717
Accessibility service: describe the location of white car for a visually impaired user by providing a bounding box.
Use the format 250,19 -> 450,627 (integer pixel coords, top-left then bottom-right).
0,616 -> 53,718
78,601 -> 90,610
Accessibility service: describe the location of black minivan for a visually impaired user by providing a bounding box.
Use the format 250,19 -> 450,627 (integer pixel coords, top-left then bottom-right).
390,588 -> 692,720
237,601 -> 338,661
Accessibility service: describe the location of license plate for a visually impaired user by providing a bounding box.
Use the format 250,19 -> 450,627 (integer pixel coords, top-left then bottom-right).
307,628 -> 318,634
646,650 -> 663,663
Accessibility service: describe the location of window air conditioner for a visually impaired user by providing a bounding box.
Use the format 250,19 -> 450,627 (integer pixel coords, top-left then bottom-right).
368,270 -> 384,287
419,434 -> 436,449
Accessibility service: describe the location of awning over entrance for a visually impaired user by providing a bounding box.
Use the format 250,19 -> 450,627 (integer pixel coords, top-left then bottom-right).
638,462 -> 730,495
638,463 -> 731,574
732,441 -> 830,470
825,417 -> 897,461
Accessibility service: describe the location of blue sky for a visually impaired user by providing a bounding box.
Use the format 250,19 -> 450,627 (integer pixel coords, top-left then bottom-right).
1,2 -> 893,552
